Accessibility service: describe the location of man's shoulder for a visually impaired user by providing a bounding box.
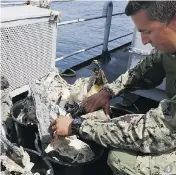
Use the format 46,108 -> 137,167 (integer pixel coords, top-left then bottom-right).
147,49 -> 173,62
143,49 -> 163,63
150,49 -> 163,57
150,49 -> 173,57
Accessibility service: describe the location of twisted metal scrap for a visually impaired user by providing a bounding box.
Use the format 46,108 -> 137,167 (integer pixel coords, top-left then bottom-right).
30,61 -> 108,163
64,60 -> 108,119
64,101 -> 84,119
16,96 -> 37,124
0,134 -> 34,174
87,60 -> 107,96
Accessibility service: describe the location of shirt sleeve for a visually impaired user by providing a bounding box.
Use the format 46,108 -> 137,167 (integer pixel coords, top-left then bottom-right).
79,95 -> 176,153
105,51 -> 166,96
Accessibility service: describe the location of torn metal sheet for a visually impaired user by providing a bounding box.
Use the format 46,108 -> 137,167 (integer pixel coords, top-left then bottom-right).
31,72 -> 95,163
29,61 -> 107,163
1,87 -> 13,140
45,135 -> 95,163
16,96 -> 37,124
1,135 -> 34,174
0,155 -> 34,174
1,89 -> 12,122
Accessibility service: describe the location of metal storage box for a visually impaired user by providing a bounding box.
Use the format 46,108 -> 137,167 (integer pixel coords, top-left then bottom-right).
128,28 -> 167,101
1,5 -> 59,92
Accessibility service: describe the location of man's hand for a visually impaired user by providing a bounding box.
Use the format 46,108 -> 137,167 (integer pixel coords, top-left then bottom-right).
49,116 -> 73,137
83,89 -> 111,115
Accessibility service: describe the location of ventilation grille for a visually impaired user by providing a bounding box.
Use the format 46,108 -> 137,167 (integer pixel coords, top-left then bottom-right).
1,21 -> 55,90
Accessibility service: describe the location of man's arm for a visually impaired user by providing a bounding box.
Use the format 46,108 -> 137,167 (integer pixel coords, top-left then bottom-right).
80,94 -> 176,153
105,51 -> 166,96
83,51 -> 166,114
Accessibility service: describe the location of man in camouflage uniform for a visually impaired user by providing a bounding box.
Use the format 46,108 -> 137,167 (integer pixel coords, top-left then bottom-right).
50,1 -> 176,174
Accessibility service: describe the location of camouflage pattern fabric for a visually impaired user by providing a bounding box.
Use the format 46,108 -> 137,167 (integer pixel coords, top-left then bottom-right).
107,149 -> 176,175
79,51 -> 176,174
105,51 -> 176,98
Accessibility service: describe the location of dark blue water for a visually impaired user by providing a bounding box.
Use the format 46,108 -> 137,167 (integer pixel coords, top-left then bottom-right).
51,1 -> 134,70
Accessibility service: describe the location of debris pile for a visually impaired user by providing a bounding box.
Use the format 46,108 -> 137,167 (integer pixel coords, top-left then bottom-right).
31,72 -> 96,163
30,60 -> 108,163
1,135 -> 34,174
2,60 -> 108,165
0,77 -> 52,174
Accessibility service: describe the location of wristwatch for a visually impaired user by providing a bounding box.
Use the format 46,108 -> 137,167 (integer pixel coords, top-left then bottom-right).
71,117 -> 84,135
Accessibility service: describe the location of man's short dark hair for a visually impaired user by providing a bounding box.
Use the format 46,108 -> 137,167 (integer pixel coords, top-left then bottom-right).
125,1 -> 176,24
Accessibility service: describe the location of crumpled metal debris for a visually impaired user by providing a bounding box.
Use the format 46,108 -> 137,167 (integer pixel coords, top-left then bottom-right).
0,134 -> 34,174
1,134 -> 23,165
87,60 -> 108,97
30,60 -> 107,163
45,135 -> 95,163
64,101 -> 84,119
0,155 -> 34,174
31,72 -> 70,143
16,96 -> 37,124
31,72 -> 95,163
1,89 -> 12,122
1,84 -> 13,140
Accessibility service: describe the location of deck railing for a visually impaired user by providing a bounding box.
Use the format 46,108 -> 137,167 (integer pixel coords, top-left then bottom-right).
57,12 -> 125,26
56,1 -> 132,62
1,1 -> 133,62
55,33 -> 132,62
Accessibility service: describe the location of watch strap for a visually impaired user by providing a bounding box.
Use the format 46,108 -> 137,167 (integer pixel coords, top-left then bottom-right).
71,117 -> 84,135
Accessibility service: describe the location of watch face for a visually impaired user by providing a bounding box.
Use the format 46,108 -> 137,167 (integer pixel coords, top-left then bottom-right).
73,118 -> 84,125
71,118 -> 84,135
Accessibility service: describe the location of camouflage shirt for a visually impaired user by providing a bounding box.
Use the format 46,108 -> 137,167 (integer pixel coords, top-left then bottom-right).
79,51 -> 176,153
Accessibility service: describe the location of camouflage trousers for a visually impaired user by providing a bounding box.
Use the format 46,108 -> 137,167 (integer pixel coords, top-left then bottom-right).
107,148 -> 176,175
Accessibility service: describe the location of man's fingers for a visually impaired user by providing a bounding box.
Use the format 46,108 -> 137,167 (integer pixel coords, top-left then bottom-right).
83,95 -> 95,108
83,100 -> 93,112
104,102 -> 110,115
82,97 -> 88,106
89,101 -> 100,113
84,98 -> 93,112
104,107 -> 110,116
89,105 -> 97,113
86,102 -> 95,113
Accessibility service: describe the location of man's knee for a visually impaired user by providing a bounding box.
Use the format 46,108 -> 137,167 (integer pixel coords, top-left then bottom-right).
107,149 -> 176,175
107,149 -> 137,175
